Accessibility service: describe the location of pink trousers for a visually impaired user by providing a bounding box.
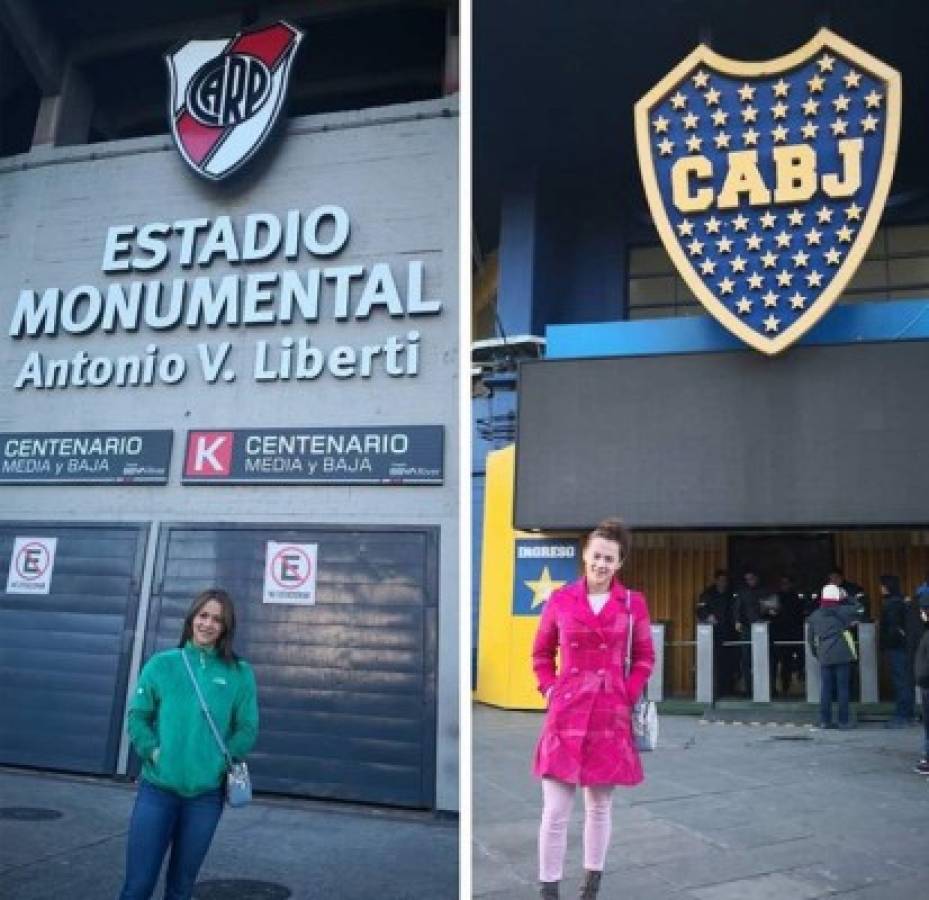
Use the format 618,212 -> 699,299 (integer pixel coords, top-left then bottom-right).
539,778 -> 614,882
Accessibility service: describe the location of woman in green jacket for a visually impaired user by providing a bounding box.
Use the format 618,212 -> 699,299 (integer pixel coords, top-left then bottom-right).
119,588 -> 259,900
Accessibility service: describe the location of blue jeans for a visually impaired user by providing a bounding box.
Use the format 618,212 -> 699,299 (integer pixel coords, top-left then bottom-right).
886,648 -> 915,721
118,780 -> 223,900
820,662 -> 850,726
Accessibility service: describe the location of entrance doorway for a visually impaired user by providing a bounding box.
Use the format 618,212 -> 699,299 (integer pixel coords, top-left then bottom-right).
728,532 -> 835,700
728,532 -> 834,597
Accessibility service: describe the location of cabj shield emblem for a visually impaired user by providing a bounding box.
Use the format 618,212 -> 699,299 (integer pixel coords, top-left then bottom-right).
166,21 -> 303,182
634,29 -> 900,354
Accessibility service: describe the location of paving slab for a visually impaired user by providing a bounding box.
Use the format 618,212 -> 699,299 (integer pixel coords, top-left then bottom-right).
0,768 -> 457,900
473,704 -> 929,899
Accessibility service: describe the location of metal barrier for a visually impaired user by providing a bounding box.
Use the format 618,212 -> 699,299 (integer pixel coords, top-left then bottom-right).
646,623 -> 665,702
690,618 -> 879,705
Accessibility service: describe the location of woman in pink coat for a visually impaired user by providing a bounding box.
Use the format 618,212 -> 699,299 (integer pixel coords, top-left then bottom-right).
532,518 -> 655,899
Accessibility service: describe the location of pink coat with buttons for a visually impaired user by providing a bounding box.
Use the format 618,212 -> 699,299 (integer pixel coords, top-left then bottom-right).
532,578 -> 655,786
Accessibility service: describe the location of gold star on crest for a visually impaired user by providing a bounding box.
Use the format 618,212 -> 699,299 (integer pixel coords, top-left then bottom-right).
817,53 -> 836,73
808,73 -> 825,93
844,70 -> 862,89
802,97 -> 819,116
772,78 -> 790,98
718,276 -> 735,295
864,89 -> 882,109
693,70 -> 710,89
737,83 -> 755,102
771,101 -> 789,120
525,566 -> 567,609
652,115 -> 670,133
789,292 -> 806,310
763,313 -> 781,332
732,213 -> 750,232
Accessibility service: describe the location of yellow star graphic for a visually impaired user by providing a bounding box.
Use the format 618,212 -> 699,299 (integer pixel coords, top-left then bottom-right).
525,566 -> 567,610
844,202 -> 862,221
802,97 -> 819,116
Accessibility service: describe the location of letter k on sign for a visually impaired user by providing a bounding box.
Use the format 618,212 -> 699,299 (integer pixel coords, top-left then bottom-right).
185,431 -> 234,477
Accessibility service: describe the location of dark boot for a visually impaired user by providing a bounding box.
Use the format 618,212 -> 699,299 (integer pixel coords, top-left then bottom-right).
539,881 -> 559,899
578,869 -> 602,899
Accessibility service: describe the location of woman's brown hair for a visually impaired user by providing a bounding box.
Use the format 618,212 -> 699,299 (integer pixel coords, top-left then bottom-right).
178,588 -> 238,663
585,517 -> 631,563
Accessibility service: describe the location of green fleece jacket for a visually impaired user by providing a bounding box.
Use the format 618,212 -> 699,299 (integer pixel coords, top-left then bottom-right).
127,642 -> 259,797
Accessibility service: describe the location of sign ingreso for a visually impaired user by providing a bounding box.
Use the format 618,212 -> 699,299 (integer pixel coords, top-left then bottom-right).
635,29 -> 901,354
166,21 -> 304,181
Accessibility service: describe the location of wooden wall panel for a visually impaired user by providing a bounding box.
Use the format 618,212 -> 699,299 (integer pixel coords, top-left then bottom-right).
625,533 -> 726,696
836,530 -> 929,613
623,530 -> 929,698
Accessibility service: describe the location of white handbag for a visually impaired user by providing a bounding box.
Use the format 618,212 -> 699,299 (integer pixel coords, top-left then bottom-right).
625,591 -> 659,752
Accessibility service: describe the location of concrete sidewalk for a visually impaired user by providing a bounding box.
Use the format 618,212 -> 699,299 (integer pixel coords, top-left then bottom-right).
0,769 -> 457,900
474,704 -> 929,899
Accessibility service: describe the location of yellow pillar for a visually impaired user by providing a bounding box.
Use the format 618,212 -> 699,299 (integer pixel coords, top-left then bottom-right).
476,444 -> 580,708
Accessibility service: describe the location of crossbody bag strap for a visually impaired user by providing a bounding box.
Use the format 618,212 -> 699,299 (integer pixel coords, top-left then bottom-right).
181,650 -> 232,766
624,588 -> 633,678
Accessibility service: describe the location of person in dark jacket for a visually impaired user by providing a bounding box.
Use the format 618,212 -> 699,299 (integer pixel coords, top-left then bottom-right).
771,576 -> 805,696
913,594 -> 929,775
734,569 -> 765,697
808,584 -> 863,729
697,569 -> 738,697
879,574 -> 914,727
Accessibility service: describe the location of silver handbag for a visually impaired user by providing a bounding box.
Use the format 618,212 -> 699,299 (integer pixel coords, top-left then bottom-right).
625,591 -> 659,752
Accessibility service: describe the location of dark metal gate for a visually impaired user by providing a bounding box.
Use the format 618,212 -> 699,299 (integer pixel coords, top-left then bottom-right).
145,523 -> 438,809
0,522 -> 147,774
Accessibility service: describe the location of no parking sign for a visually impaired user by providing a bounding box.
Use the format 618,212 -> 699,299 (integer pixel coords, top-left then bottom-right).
263,541 -> 318,605
6,536 -> 58,594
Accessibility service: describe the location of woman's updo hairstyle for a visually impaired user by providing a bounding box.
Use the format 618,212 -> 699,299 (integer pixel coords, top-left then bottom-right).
586,517 -> 631,562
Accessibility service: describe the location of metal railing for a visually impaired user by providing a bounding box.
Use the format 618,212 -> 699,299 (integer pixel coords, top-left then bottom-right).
678,621 -> 879,704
